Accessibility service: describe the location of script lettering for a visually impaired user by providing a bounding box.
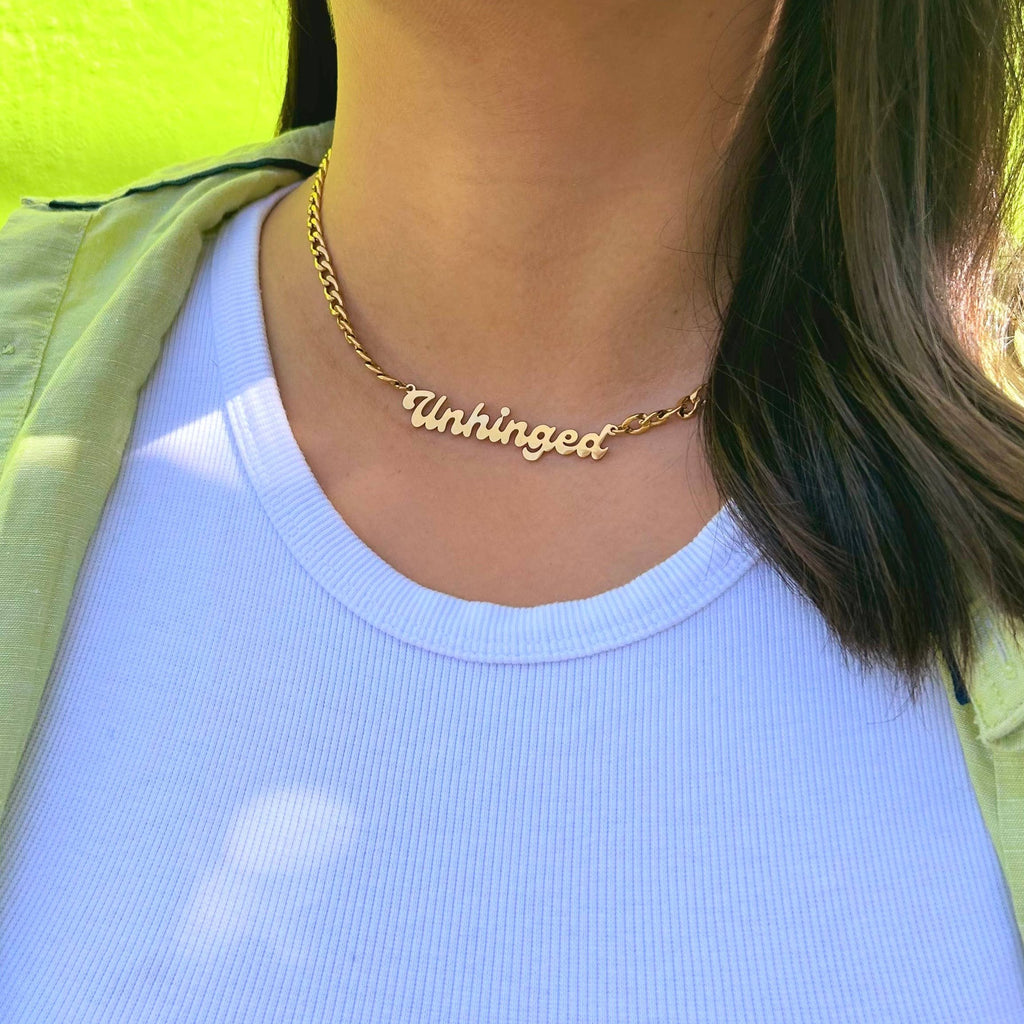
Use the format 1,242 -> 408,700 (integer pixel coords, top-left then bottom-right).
399,388 -> 617,461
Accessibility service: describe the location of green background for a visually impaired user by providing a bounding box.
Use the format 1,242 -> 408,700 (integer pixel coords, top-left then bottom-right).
0,0 -> 291,222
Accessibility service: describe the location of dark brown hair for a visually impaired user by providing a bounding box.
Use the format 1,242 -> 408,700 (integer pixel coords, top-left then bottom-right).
277,0 -> 1024,702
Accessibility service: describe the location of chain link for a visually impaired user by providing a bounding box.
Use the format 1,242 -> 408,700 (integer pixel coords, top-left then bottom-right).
607,383 -> 708,435
307,150 -> 410,393
307,147 -> 709,434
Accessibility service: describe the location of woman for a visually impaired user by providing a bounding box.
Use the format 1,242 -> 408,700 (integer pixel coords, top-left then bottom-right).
2,0 -> 1024,1018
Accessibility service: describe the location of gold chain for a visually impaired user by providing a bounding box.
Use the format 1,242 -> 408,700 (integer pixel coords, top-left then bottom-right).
306,146 -> 708,460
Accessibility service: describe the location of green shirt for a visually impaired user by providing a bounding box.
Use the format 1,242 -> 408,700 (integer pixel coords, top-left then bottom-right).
2,117 -> 1024,946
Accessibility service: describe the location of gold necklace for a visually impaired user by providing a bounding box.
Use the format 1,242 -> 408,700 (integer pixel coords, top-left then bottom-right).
306,147 -> 708,463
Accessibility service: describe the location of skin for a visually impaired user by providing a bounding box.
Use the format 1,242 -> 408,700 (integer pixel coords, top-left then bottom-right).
259,0 -> 781,605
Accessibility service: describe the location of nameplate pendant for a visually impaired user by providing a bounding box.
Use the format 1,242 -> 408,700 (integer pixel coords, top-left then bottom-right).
400,386 -> 616,462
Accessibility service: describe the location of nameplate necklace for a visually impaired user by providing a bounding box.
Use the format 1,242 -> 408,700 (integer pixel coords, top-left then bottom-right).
306,147 -> 708,463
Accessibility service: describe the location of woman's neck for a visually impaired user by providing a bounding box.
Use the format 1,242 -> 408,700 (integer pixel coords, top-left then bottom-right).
304,0 -> 780,420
